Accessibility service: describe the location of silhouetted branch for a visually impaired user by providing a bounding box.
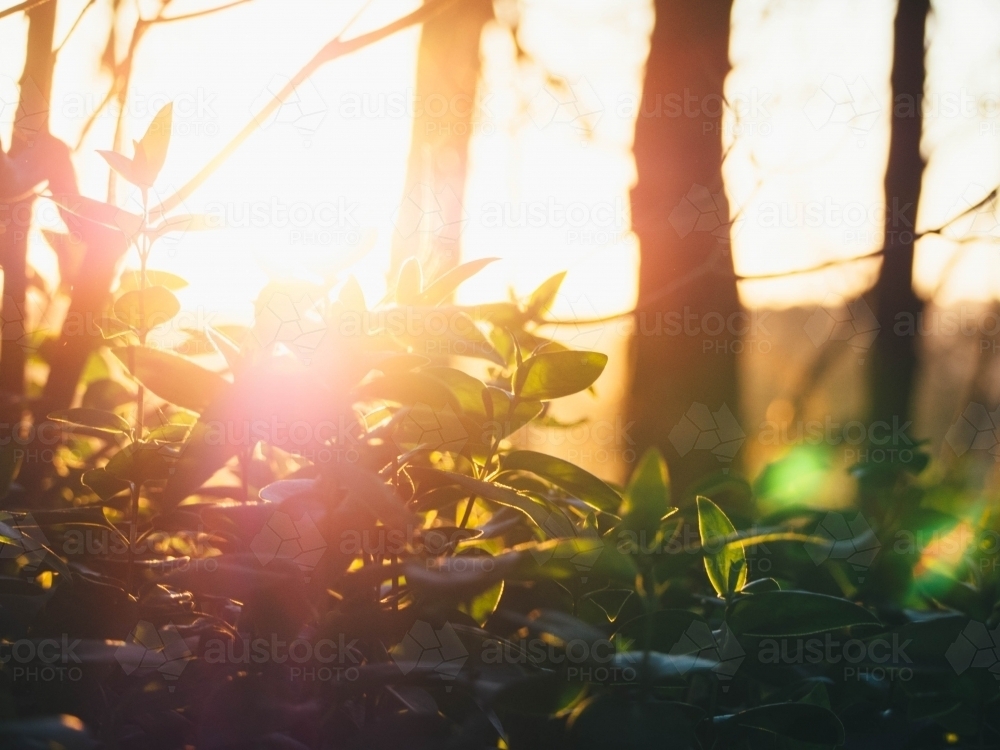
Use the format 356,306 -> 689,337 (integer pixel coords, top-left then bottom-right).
0,0 -> 52,22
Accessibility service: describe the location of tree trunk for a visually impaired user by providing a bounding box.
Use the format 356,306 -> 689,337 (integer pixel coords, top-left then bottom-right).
869,0 -> 929,432
390,0 -> 493,280
629,0 -> 741,501
0,0 -> 57,414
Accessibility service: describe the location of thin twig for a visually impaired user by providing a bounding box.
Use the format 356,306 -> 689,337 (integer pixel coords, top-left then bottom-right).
0,0 -> 52,22
537,185 -> 1000,327
151,0 -> 252,24
54,0 -> 95,54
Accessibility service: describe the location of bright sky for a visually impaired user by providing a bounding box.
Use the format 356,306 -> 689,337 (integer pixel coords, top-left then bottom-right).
1,0 -> 998,338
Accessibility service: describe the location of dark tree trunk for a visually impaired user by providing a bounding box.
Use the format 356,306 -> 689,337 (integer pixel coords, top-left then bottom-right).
390,0 -> 493,279
869,0 -> 929,432
0,0 -> 130,493
629,0 -> 741,501
0,0 -> 57,414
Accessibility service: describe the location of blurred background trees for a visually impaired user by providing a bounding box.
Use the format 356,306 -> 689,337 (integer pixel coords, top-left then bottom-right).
1,0 -> 1000,500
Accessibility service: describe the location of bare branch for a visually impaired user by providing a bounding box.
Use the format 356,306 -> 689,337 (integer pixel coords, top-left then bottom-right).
0,0 -> 52,23
55,0 -> 96,54
151,0 -> 253,24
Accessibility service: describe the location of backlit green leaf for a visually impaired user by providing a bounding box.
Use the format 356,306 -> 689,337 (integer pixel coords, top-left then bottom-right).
697,495 -> 746,597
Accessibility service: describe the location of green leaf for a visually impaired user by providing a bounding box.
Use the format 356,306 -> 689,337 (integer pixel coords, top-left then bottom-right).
82,378 -> 133,411
98,317 -> 133,340
462,579 -> 503,626
504,449 -> 621,513
916,569 -> 989,620
525,271 -> 566,319
82,467 -> 130,500
205,326 -> 243,372
569,695 -> 700,750
492,672 -> 585,716
422,366 -> 488,418
144,213 -> 215,240
49,408 -> 132,437
408,467 -> 572,536
96,149 -> 141,187
118,269 -> 189,292
338,275 -> 366,310
51,194 -> 144,240
418,257 -> 499,306
134,101 -> 173,186
112,346 -> 230,413
477,389 -> 543,449
716,703 -> 845,746
395,257 -> 423,305
146,423 -> 191,443
726,590 -> 881,636
697,495 -> 746,597
514,350 -> 607,400
105,441 -> 175,484
113,285 -> 181,331
0,443 -> 21,500
620,448 -> 671,537
392,308 -> 504,366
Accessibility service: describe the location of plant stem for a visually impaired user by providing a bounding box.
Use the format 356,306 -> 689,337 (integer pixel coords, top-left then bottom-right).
126,481 -> 138,594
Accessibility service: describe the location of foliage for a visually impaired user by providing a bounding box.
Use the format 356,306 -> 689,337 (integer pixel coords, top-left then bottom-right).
2,104 -> 999,750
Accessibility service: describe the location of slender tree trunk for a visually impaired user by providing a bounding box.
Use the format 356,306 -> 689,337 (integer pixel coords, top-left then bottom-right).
390,0 -> 493,279
629,0 -> 741,501
870,0 -> 929,431
0,0 -> 57,421
0,1 -> 130,493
